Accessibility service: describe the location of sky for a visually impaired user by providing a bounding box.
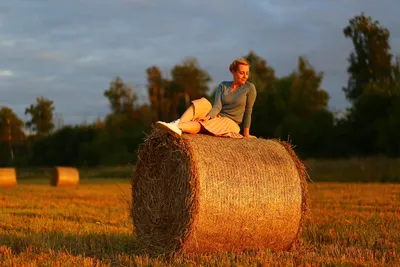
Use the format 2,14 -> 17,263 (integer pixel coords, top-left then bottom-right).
1,0 -> 399,125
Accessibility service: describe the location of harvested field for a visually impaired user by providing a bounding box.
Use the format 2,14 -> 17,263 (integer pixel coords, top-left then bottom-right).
0,181 -> 399,266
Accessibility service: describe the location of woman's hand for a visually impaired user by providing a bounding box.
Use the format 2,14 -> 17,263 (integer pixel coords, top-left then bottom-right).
243,128 -> 256,138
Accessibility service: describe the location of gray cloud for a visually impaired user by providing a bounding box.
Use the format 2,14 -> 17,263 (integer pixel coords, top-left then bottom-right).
1,0 -> 400,124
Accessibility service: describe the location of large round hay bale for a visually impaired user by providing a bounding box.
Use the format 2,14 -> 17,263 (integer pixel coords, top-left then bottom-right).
0,168 -> 17,188
51,167 -> 79,187
132,129 -> 310,254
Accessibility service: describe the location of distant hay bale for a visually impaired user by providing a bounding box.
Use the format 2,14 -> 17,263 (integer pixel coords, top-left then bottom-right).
51,167 -> 79,187
0,168 -> 17,188
131,129 -> 310,255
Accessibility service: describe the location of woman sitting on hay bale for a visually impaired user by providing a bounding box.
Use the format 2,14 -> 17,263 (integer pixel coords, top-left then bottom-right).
156,57 -> 257,138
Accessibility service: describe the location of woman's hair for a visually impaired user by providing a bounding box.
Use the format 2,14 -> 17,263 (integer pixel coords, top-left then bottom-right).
229,57 -> 250,72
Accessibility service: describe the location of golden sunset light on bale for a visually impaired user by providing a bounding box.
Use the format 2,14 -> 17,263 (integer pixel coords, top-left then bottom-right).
51,167 -> 80,187
0,168 -> 17,188
131,129 -> 309,254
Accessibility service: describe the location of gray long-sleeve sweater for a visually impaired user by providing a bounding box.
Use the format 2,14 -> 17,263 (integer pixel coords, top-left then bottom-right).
207,81 -> 257,128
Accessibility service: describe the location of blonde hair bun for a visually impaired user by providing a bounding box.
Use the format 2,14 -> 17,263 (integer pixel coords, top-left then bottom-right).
229,57 -> 250,72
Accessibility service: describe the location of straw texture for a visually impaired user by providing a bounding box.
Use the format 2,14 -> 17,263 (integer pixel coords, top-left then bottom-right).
51,167 -> 80,187
132,129 -> 309,255
0,168 -> 17,188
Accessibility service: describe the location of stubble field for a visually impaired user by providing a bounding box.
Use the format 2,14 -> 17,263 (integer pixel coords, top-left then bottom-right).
1,181 -> 399,266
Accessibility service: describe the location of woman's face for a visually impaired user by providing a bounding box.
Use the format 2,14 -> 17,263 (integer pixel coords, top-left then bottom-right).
232,64 -> 250,85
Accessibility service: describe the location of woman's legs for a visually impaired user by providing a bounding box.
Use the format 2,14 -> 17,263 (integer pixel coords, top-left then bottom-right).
176,105 -> 203,134
178,121 -> 201,134
156,103 -> 204,136
178,105 -> 195,124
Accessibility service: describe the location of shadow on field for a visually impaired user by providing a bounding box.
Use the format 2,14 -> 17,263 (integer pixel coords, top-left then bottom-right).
0,231 -> 148,258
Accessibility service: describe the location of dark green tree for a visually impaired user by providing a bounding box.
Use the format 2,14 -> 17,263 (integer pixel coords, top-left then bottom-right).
275,57 -> 332,157
353,65 -> 400,156
245,50 -> 276,93
29,125 -> 100,166
341,14 -> 400,156
241,52 -> 278,138
146,66 -> 173,122
100,76 -> 151,165
104,76 -> 137,115
170,57 -> 212,114
0,106 -> 26,164
25,97 -> 55,137
287,57 -> 329,118
343,13 -> 394,102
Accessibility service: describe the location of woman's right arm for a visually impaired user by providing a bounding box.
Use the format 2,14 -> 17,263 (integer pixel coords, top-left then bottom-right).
207,83 -> 223,118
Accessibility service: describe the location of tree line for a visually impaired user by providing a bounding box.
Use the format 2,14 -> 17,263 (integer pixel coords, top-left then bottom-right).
1,13 -> 399,167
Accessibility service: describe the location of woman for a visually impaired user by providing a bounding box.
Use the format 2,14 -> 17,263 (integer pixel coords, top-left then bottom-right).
156,57 -> 257,138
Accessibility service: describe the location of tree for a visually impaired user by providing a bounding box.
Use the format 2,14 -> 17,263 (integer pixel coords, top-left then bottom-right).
288,57 -> 329,118
357,64 -> 400,156
101,77 -> 151,165
251,56 -> 333,157
240,52 -> 278,138
29,125 -> 100,166
146,66 -> 170,122
103,76 -> 147,132
25,97 -> 55,137
342,61 -> 399,157
145,58 -> 212,121
375,95 -> 400,156
170,57 -> 212,108
343,13 -> 394,102
104,76 -> 137,115
244,50 -> 276,93
341,14 -> 400,157
0,106 -> 26,163
365,56 -> 400,96
278,57 -> 331,155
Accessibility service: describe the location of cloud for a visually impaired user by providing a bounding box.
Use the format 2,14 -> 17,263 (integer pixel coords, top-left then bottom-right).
35,51 -> 66,62
0,70 -> 13,77
77,55 -> 103,64
0,38 -> 15,47
0,0 -> 399,124
30,75 -> 57,83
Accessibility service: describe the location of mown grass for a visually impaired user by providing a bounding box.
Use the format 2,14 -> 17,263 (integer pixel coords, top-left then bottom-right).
13,156 -> 400,183
15,166 -> 134,180
1,181 -> 399,266
306,157 -> 400,183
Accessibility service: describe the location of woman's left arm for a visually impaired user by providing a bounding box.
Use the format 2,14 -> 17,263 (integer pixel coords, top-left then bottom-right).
243,127 -> 253,138
242,84 -> 257,138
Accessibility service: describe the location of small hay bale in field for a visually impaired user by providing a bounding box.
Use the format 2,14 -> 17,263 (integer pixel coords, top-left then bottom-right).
131,129 -> 310,255
51,167 -> 79,187
0,168 -> 17,188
